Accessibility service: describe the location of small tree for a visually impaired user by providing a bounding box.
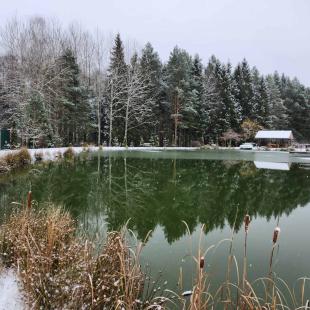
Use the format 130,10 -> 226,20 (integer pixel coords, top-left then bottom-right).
221,129 -> 241,146
241,119 -> 263,141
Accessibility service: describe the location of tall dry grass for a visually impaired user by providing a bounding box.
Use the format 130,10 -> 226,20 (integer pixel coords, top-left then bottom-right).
0,195 -> 159,309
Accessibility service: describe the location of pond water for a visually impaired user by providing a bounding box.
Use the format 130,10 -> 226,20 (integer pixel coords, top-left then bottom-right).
1,149 -> 310,301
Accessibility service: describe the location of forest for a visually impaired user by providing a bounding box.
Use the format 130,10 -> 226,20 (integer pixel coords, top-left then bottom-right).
0,16 -> 309,147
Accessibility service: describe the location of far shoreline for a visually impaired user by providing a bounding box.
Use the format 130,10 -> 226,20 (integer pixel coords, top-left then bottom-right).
1,146 -> 310,165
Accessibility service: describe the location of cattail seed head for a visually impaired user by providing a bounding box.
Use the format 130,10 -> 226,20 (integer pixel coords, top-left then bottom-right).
244,214 -> 251,232
273,227 -> 281,244
27,191 -> 32,210
200,256 -> 204,269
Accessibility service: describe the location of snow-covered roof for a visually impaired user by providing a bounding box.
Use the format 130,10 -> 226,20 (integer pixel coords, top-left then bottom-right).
255,130 -> 293,139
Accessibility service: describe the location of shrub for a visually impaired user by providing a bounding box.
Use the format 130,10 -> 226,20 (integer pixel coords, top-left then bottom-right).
63,147 -> 75,160
0,159 -> 10,173
3,148 -> 31,170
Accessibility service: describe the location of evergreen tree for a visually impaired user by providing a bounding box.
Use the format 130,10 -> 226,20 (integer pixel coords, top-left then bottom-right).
234,58 -> 255,120
140,42 -> 163,143
266,75 -> 288,129
56,48 -> 91,145
219,62 -> 241,133
165,46 -> 194,146
201,55 -> 222,142
257,77 -> 271,127
190,54 -> 204,141
282,77 -> 310,140
251,67 -> 270,127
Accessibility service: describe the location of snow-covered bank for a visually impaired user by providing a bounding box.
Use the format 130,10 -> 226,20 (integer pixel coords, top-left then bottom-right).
0,269 -> 24,310
1,146 -> 310,164
0,146 -> 200,162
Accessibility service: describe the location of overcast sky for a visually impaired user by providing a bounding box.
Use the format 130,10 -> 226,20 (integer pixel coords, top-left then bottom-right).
1,0 -> 309,85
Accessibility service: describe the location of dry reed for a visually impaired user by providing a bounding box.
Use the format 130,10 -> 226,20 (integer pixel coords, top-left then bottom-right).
0,197 -> 159,309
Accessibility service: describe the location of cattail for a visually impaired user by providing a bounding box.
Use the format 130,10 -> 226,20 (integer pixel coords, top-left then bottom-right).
244,214 -> 251,232
272,227 -> 281,244
27,191 -> 32,210
199,256 -> 204,269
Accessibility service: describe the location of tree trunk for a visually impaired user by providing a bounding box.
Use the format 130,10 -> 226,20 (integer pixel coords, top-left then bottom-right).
97,97 -> 101,146
109,84 -> 113,146
123,98 -> 130,147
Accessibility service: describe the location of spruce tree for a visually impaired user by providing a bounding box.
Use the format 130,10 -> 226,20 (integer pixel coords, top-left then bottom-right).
266,75 -> 288,129
233,58 -> 255,120
57,48 -> 90,145
190,54 -> 204,141
165,46 -> 194,146
140,42 -> 163,143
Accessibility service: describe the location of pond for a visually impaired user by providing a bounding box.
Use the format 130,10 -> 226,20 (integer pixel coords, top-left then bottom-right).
1,149 -> 310,300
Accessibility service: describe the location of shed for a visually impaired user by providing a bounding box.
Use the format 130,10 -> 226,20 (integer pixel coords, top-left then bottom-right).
255,130 -> 294,147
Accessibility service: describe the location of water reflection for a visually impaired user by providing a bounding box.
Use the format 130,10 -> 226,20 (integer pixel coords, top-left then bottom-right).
254,161 -> 291,170
1,152 -> 310,244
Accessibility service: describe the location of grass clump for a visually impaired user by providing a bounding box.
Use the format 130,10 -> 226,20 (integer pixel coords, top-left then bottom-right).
0,148 -> 31,174
0,158 -> 10,173
63,147 -> 75,160
0,200 -> 149,309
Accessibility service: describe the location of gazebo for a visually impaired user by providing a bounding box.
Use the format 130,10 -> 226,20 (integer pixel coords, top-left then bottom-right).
255,130 -> 294,147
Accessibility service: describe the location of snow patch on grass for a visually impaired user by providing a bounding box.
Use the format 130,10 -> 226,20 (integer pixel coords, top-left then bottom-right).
0,269 -> 24,310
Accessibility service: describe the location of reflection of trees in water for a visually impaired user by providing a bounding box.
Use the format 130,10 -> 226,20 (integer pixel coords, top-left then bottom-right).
1,155 -> 310,243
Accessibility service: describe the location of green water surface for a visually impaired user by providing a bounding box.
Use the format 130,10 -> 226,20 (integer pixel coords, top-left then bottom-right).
1,149 -> 310,300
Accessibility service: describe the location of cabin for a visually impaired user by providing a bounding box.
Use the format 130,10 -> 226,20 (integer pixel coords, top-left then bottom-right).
255,130 -> 294,148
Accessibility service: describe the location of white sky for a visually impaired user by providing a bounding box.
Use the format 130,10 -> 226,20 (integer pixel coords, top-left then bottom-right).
1,0 -> 309,85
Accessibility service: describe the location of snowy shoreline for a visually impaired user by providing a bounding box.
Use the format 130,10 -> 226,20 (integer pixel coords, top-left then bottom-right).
1,146 -> 309,164
0,269 -> 25,310
0,146 -> 201,162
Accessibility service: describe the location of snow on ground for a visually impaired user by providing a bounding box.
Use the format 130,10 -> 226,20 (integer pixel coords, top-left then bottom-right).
0,269 -> 25,310
0,146 -> 200,162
